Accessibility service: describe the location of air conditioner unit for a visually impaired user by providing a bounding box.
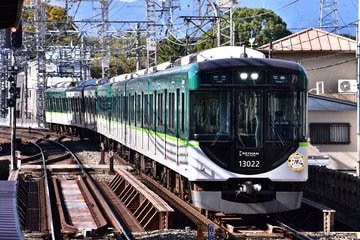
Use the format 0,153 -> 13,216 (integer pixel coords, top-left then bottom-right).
338,79 -> 357,93
316,81 -> 324,94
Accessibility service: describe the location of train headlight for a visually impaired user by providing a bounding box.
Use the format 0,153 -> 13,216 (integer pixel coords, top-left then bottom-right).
240,72 -> 248,80
238,181 -> 262,194
253,183 -> 262,192
250,72 -> 259,80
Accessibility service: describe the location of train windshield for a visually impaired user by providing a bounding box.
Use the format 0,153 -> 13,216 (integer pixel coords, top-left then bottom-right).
191,91 -> 231,139
267,91 -> 307,142
237,91 -> 262,147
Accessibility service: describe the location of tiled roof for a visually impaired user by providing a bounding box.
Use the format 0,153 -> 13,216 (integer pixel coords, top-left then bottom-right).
257,28 -> 356,52
309,94 -> 357,111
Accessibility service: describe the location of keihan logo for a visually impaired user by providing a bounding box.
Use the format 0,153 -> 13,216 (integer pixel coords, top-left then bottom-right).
239,151 -> 259,157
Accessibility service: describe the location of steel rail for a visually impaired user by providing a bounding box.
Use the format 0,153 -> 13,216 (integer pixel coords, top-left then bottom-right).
33,139 -> 56,240
48,138 -> 132,240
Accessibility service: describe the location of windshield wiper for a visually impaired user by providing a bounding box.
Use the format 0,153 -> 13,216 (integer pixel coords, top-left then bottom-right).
271,122 -> 285,146
211,119 -> 227,146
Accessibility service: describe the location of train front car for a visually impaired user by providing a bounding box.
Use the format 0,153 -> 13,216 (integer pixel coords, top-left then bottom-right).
188,58 -> 308,214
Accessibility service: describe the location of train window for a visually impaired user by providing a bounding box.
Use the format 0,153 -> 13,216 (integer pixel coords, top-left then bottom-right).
267,91 -> 306,141
190,91 -> 231,139
268,72 -> 298,84
237,91 -> 262,147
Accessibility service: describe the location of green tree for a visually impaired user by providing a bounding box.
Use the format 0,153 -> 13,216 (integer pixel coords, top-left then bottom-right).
192,7 -> 292,52
89,36 -> 140,78
22,1 -> 78,45
157,36 -> 187,64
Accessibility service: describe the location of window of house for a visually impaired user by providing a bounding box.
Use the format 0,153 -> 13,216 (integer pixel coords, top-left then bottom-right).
310,123 -> 350,144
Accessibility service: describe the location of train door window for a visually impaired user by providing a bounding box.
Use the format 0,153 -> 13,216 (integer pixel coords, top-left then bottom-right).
168,92 -> 175,131
190,91 -> 231,139
157,93 -> 163,127
130,95 -> 135,124
180,92 -> 185,133
143,94 -> 148,127
112,95 -> 116,121
237,91 -> 262,147
136,94 -> 141,127
92,96 -> 96,115
117,95 -> 122,122
77,97 -> 80,113
122,96 -> 128,123
70,97 -> 74,113
143,94 -> 154,129
53,98 -> 57,112
78,97 -> 83,113
97,96 -> 101,117
61,98 -> 65,112
75,97 -> 79,113
149,94 -> 154,127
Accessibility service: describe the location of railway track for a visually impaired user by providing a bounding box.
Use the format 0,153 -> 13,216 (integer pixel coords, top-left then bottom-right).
1,128 -> 319,239
110,151 -> 313,240
18,136 -> 131,239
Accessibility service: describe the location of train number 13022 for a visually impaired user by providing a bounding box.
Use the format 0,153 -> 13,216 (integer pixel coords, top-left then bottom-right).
239,160 -> 260,168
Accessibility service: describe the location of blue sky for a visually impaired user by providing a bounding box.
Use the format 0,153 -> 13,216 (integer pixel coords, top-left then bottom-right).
52,0 -> 358,36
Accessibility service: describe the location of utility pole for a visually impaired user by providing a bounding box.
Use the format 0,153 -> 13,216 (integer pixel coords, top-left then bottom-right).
319,0 -> 339,33
5,22 -> 22,171
8,65 -> 18,171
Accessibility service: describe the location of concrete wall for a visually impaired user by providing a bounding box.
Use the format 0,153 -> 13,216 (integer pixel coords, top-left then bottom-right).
269,52 -> 356,96
308,110 -> 357,170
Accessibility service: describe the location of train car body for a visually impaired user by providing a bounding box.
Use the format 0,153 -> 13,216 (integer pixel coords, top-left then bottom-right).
66,85 -> 85,128
83,85 -> 97,131
44,88 -> 70,126
45,46 -> 308,214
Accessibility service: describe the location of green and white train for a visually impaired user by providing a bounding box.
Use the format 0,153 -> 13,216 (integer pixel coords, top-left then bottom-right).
44,46 -> 308,214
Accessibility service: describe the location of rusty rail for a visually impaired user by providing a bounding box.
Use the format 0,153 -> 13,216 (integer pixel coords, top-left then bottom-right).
53,177 -> 107,235
107,168 -> 174,231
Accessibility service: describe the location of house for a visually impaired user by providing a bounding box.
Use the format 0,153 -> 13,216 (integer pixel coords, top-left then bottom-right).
258,28 -> 358,171
308,94 -> 357,170
258,27 -> 357,100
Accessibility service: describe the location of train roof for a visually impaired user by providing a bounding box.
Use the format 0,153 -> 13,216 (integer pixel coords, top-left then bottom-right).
78,78 -> 108,86
109,46 -> 265,83
44,87 -> 67,93
197,58 -> 303,73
